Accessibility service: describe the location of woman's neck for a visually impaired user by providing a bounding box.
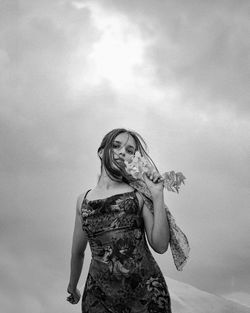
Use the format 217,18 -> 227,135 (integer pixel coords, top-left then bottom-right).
97,168 -> 124,190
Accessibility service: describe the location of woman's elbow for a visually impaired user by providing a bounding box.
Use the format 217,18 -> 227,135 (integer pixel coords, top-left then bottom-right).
157,246 -> 169,254
151,236 -> 170,254
152,242 -> 169,254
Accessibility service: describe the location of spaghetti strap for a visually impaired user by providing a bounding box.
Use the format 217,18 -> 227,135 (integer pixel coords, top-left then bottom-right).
84,189 -> 92,199
78,189 -> 92,213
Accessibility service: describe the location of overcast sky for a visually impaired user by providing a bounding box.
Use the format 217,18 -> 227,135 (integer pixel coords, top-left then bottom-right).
1,0 -> 250,312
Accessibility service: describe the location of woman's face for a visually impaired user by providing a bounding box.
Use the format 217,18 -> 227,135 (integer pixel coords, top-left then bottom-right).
111,132 -> 136,163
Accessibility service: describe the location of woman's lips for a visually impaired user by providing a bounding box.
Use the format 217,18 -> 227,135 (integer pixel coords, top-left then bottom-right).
114,157 -> 124,162
114,158 -> 125,166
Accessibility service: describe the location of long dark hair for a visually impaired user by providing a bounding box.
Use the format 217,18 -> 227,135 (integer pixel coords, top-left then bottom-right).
97,128 -> 158,183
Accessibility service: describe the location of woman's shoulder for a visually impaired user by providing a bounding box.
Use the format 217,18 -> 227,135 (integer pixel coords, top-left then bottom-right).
76,189 -> 91,213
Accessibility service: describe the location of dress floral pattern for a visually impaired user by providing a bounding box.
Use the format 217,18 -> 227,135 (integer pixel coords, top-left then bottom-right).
80,190 -> 172,313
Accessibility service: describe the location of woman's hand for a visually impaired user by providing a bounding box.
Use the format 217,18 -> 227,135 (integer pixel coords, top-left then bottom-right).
66,285 -> 81,304
143,171 -> 164,198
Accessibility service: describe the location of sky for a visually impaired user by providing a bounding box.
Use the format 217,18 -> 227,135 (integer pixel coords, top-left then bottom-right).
0,0 -> 250,312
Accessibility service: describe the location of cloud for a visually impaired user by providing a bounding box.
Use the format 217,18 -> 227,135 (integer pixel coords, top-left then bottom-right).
0,2 -> 111,173
86,0 -> 250,116
141,107 -> 250,186
0,0 -> 156,175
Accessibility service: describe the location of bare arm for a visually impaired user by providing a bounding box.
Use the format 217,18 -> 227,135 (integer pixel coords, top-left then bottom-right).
142,193 -> 170,254
68,194 -> 88,294
139,172 -> 170,254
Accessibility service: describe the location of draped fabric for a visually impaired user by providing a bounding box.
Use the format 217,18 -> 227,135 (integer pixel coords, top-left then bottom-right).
129,179 -> 190,271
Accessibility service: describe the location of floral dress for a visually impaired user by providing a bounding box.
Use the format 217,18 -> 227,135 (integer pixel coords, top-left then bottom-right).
80,189 -> 172,313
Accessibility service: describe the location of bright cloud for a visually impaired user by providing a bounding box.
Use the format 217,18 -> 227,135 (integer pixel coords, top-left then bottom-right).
69,0 -> 169,102
71,1 -> 144,88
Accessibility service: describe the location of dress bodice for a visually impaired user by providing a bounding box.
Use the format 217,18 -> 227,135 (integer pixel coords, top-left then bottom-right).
80,190 -> 150,269
80,190 -> 172,312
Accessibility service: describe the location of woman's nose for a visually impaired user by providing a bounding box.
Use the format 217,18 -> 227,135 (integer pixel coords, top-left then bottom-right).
119,147 -> 126,156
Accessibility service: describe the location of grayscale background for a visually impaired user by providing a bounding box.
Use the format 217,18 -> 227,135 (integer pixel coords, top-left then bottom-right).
1,0 -> 249,312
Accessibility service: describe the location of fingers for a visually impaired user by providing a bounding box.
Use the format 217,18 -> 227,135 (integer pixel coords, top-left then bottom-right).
66,294 -> 75,304
66,293 -> 80,304
145,171 -> 162,183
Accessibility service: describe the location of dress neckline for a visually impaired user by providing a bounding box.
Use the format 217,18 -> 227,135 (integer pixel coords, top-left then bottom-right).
84,190 -> 135,203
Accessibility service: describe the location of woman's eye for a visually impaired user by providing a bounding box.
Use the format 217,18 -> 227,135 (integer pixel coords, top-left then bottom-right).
112,143 -> 120,148
127,150 -> 134,155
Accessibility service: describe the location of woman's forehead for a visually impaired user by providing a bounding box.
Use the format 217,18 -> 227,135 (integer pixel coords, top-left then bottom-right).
114,133 -> 136,147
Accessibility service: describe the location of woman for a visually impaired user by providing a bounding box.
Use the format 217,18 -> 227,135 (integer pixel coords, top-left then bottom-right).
67,128 -> 179,312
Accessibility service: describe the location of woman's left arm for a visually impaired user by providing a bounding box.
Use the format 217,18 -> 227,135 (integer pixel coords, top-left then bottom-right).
141,172 -> 170,254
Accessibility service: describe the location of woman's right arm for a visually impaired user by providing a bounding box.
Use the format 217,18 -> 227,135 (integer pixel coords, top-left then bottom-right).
67,194 -> 88,303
